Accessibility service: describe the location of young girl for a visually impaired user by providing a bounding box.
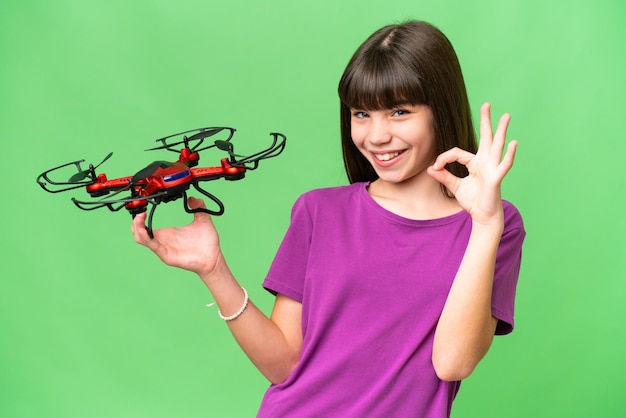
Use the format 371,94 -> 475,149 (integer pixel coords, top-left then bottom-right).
132,20 -> 525,418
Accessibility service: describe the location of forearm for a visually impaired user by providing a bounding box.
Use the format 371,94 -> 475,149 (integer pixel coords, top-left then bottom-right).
199,254 -> 301,384
432,220 -> 502,381
131,202 -> 301,383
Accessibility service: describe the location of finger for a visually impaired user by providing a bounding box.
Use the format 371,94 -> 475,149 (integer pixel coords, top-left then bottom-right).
427,166 -> 461,195
498,140 -> 518,174
131,211 -> 145,235
131,212 -> 152,245
491,112 -> 511,161
478,102 -> 493,151
432,147 -> 475,170
187,196 -> 206,210
187,197 -> 217,227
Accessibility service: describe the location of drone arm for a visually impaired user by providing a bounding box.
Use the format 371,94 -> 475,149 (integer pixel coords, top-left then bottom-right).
190,161 -> 246,182
85,175 -> 134,197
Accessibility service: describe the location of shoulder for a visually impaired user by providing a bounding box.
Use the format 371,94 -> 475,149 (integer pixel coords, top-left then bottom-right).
501,200 -> 526,248
502,200 -> 525,232
295,182 -> 365,210
285,183 -> 366,225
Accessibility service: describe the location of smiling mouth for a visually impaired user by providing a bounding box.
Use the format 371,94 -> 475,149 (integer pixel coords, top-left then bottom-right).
373,151 -> 404,162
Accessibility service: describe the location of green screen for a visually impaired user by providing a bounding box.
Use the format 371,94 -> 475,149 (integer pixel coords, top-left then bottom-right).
2,1 -> 625,417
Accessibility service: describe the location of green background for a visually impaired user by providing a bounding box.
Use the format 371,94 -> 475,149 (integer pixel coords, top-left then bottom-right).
2,1 -> 625,417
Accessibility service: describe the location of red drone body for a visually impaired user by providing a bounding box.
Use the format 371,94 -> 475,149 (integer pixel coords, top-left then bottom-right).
37,127 -> 286,237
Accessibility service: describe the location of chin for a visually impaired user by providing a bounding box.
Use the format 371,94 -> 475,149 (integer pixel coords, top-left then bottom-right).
374,173 -> 412,184
374,168 -> 430,186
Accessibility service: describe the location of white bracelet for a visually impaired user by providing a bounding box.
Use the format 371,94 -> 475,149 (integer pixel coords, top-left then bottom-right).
218,287 -> 249,321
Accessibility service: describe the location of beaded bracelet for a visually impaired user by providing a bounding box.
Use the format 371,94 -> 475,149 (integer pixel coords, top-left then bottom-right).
218,286 -> 249,321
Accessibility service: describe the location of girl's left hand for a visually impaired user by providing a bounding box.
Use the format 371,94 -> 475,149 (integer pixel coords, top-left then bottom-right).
427,102 -> 518,227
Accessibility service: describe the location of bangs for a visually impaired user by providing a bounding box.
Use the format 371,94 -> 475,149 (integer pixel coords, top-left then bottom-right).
339,51 -> 427,110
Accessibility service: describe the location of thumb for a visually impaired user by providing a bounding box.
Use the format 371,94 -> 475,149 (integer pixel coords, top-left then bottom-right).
187,197 -> 217,227
187,196 -> 207,210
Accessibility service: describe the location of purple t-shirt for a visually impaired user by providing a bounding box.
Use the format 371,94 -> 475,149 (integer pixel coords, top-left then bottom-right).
259,182 -> 525,417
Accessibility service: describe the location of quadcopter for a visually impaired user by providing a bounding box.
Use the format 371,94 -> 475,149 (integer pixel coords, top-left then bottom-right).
37,127 -> 286,238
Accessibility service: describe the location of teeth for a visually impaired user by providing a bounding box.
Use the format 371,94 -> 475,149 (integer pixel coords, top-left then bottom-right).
375,152 -> 401,161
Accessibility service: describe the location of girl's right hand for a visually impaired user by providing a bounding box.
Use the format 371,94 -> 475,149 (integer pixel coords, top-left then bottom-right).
131,196 -> 222,278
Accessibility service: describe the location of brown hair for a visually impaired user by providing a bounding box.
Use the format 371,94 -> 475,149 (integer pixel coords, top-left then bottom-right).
338,20 -> 477,193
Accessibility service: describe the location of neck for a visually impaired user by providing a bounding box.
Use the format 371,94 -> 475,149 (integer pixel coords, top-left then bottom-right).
367,176 -> 461,220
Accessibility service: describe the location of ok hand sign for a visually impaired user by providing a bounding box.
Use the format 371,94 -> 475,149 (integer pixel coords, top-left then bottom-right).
427,103 -> 518,227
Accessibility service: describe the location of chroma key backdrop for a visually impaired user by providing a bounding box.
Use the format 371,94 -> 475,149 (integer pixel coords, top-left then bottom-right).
1,1 -> 624,417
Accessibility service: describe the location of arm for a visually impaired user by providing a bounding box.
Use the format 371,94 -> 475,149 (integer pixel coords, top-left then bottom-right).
427,103 -> 518,381
431,222 -> 501,381
131,198 -> 302,384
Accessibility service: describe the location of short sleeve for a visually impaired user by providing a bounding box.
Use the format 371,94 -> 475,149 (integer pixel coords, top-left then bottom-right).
262,194 -> 313,302
491,201 -> 526,335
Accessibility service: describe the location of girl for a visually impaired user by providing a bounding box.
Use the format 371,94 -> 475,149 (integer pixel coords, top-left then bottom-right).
132,20 -> 525,418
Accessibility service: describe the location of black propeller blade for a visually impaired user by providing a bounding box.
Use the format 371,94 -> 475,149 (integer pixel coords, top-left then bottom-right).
214,139 -> 245,159
214,140 -> 233,152
187,128 -> 225,142
146,127 -> 227,151
68,152 -> 113,182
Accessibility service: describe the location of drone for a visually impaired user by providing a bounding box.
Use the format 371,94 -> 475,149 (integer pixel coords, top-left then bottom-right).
37,127 -> 286,238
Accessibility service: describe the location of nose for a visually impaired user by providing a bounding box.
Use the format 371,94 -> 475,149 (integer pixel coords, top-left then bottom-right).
368,117 -> 391,145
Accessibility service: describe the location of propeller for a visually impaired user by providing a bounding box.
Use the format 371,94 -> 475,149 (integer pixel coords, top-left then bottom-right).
68,152 -> 113,182
214,140 -> 233,152
214,140 -> 245,159
146,127 -> 230,152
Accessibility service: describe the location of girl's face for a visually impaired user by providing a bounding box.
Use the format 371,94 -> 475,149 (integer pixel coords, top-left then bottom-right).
350,104 -> 437,185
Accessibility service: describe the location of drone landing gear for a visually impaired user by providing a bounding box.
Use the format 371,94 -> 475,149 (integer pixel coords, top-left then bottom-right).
182,186 -> 225,217
144,203 -> 158,239
142,183 -> 225,239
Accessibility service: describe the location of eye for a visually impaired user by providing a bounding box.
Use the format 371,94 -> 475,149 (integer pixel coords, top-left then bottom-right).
392,109 -> 409,117
352,110 -> 369,119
